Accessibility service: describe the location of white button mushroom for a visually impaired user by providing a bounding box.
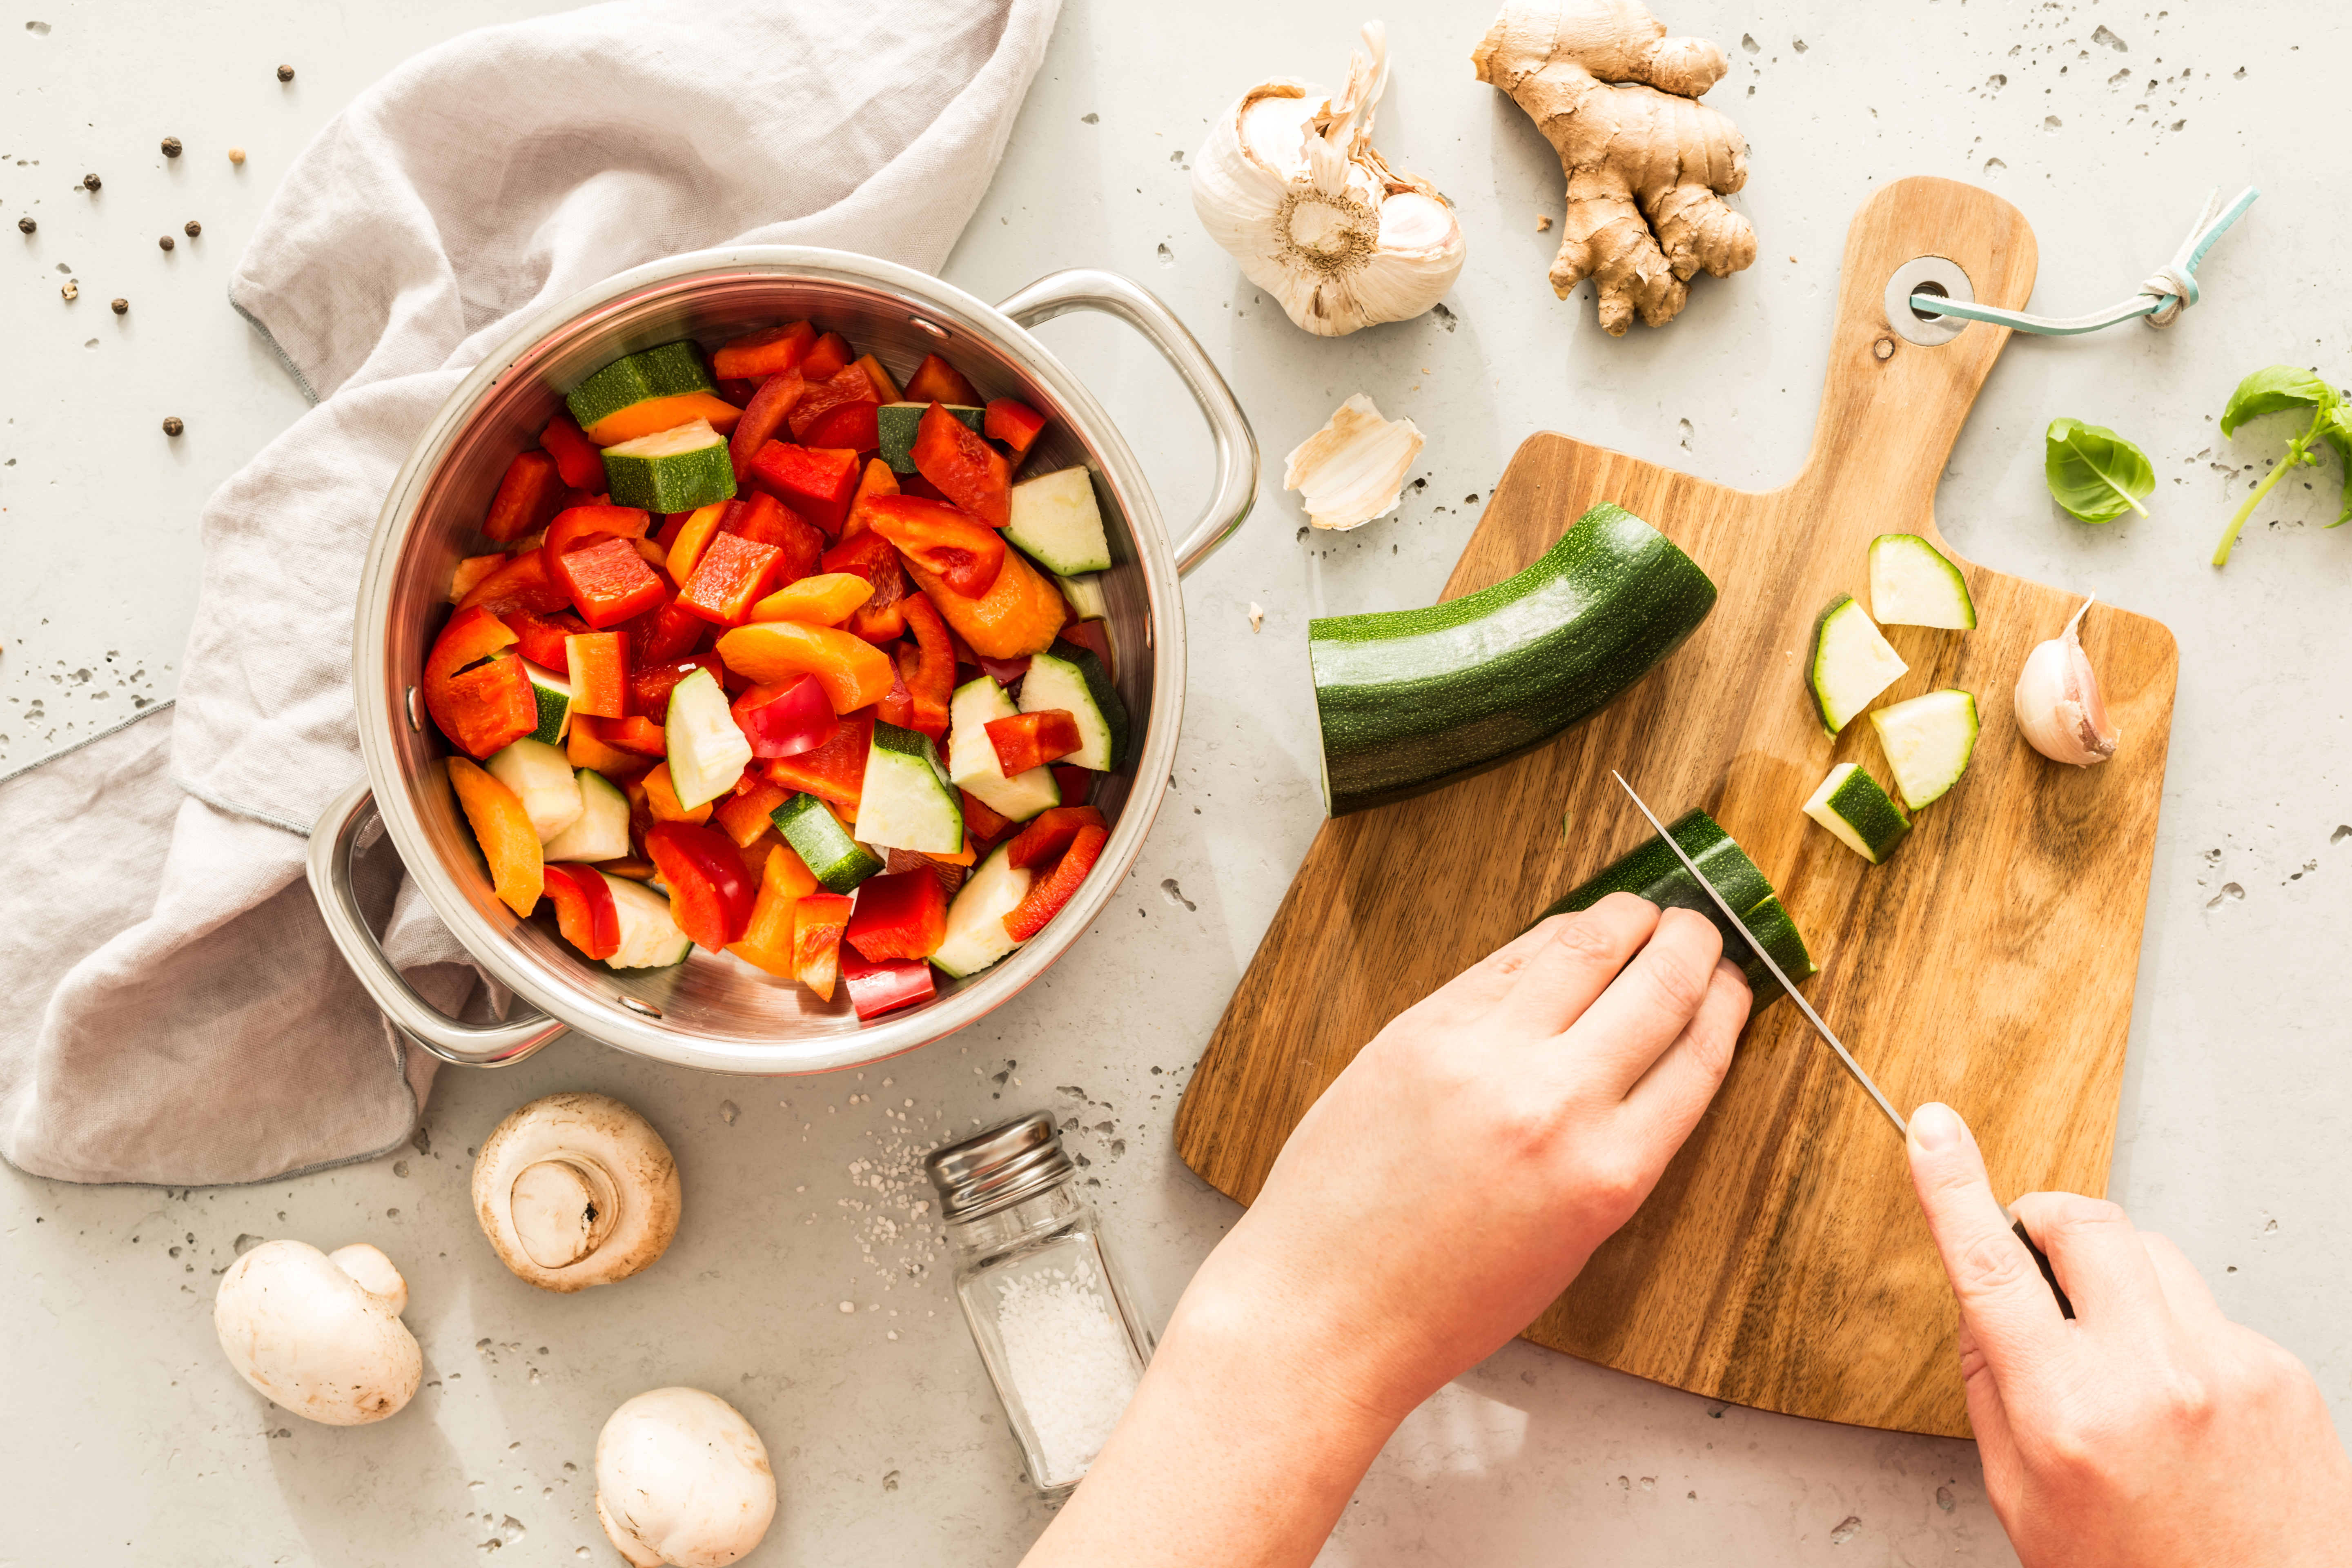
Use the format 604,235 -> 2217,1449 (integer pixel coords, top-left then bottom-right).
595,1388 -> 777,1568
212,1240 -> 421,1425
472,1092 -> 682,1292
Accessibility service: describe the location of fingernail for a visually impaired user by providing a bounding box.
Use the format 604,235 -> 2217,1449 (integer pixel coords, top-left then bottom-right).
1909,1101 -> 1963,1152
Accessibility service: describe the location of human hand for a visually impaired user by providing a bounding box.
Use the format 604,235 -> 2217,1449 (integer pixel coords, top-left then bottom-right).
1907,1101 -> 2352,1568
1179,894 -> 1751,1424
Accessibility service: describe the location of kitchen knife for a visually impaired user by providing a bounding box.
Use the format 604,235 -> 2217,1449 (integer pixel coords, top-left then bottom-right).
1608,772 -> 2074,1319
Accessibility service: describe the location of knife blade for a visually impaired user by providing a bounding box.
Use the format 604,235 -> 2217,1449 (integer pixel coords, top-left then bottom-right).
1607,771 -> 2072,1319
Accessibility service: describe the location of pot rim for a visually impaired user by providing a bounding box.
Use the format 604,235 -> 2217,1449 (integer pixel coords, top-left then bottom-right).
354,245 -> 1188,1075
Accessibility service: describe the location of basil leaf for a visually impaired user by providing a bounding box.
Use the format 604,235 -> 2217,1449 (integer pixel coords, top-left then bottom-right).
2220,364 -> 2335,437
2044,416 -> 2155,523
2317,405 -> 2352,527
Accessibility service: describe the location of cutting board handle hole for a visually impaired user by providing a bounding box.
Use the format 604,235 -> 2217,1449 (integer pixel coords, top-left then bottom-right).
1883,256 -> 1975,347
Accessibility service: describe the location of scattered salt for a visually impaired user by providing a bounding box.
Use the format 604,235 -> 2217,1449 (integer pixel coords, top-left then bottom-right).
838,1301 -> 855,1314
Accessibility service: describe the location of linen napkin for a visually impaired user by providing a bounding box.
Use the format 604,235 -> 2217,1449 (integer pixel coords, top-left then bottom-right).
0,0 -> 1060,1186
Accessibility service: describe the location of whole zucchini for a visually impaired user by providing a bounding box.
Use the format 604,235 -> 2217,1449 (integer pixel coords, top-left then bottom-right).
1536,807 -> 1815,1011
1308,502 -> 1716,817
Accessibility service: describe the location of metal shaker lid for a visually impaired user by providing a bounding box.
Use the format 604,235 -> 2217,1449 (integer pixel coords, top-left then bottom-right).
924,1111 -> 1073,1222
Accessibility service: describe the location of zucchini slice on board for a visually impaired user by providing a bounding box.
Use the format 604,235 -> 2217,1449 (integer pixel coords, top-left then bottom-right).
1868,534 -> 1977,630
1869,688 -> 1980,809
1309,502 -> 1718,818
1536,807 -> 1815,1011
1808,594 -> 1909,735
1803,762 -> 1911,864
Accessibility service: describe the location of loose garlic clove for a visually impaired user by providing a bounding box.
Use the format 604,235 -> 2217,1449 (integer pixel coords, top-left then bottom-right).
1192,22 -> 1467,336
2013,595 -> 2121,766
1285,393 -> 1425,530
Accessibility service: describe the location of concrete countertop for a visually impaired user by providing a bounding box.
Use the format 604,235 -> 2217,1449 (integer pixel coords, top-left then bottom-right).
6,1 -> 2348,1564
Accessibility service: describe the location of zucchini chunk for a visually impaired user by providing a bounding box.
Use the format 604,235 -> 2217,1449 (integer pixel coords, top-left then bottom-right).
1016,644 -> 1126,771
855,721 -> 964,855
602,871 -> 694,969
485,738 -> 583,844
947,675 -> 1060,822
1803,761 -> 1911,864
600,419 -> 736,514
1808,594 -> 1908,735
542,769 -> 631,863
1005,466 -> 1113,576
932,843 -> 1035,979
771,793 -> 883,894
1869,688 -> 1980,810
1868,534 -> 1976,630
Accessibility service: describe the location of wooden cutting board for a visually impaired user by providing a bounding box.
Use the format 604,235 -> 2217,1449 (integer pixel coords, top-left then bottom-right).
1174,177 -> 2178,1439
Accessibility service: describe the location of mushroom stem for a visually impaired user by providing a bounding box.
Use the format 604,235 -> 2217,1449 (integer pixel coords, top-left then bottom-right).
473,1093 -> 681,1292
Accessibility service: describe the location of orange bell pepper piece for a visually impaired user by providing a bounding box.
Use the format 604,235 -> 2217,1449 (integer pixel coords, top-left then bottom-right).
900,540 -> 1067,659
714,778 -> 791,847
447,756 -> 543,918
728,839 -> 821,976
564,630 -> 628,719
663,501 -> 728,588
840,457 -> 901,541
568,715 -> 653,782
642,761 -> 713,825
748,572 -> 873,627
581,392 -> 741,447
714,620 -> 895,713
903,353 -> 981,408
792,892 -> 854,1001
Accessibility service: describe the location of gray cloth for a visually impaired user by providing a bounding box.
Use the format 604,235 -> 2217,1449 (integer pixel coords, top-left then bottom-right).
0,0 -> 1059,1187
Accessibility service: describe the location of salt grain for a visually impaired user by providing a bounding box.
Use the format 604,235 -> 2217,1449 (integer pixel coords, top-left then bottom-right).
992,1256 -> 1141,1482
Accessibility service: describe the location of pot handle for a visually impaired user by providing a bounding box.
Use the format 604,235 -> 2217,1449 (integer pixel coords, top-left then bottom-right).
996,269 -> 1259,577
306,779 -> 569,1068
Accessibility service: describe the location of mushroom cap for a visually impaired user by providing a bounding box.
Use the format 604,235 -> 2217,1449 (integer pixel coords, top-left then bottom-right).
472,1091 -> 681,1292
212,1240 -> 421,1426
595,1388 -> 777,1568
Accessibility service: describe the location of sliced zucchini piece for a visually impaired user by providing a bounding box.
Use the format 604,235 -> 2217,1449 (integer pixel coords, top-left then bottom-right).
522,661 -> 573,746
600,418 -> 737,514
1311,502 -> 1717,817
1868,534 -> 1977,630
932,843 -> 1035,979
1539,806 -> 1814,1011
771,792 -> 884,893
1868,688 -> 1980,810
485,738 -> 583,844
567,340 -> 730,445
1017,644 -> 1126,770
1802,761 -> 1911,864
856,720 -> 964,854
1809,594 -> 1909,735
1053,571 -> 1110,621
877,401 -> 982,474
663,667 -> 753,811
542,768 -> 631,863
1005,466 -> 1113,576
947,674 -> 1060,822
602,871 -> 693,969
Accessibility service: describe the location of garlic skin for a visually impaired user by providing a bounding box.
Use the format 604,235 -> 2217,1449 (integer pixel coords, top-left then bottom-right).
1193,22 -> 1467,336
2014,595 -> 2121,766
1285,393 -> 1425,530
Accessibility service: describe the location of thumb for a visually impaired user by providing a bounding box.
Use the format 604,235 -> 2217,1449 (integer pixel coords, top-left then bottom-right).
1906,1102 -> 2066,1385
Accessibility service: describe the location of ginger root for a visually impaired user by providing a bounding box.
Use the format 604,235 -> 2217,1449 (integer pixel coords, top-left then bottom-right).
1474,0 -> 1756,334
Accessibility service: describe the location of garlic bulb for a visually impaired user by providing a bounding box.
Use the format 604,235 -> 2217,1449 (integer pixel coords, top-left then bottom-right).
1192,22 -> 1467,336
2013,595 -> 2121,766
1285,394 -> 1425,530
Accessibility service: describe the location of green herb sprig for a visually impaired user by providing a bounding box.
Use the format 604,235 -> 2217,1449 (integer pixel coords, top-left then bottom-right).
2212,365 -> 2352,566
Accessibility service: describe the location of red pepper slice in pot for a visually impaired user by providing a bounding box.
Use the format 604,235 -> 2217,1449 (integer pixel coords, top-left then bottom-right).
984,397 -> 1048,457
800,331 -> 853,383
643,821 -> 756,951
984,708 -> 1082,776
844,869 -> 949,962
541,863 -> 621,961
747,441 -> 861,535
862,495 -> 1006,598
958,787 -> 1015,850
713,321 -> 815,381
728,370 -> 807,481
422,606 -> 538,759
762,706 -> 873,808
541,503 -> 650,570
630,652 -> 726,724
678,532 -> 784,628
900,592 -> 955,742
909,401 -> 1011,528
483,449 -> 567,544
1004,805 -> 1106,871
821,530 -> 911,644
586,714 -> 668,757
838,950 -> 938,1021
731,674 -> 837,760
551,535 -> 666,629
538,412 -> 609,492
564,630 -> 627,719
720,491 -> 825,585
903,353 -> 981,408
1002,823 -> 1108,943
499,607 -> 588,670
457,548 -> 574,618
620,599 -> 710,668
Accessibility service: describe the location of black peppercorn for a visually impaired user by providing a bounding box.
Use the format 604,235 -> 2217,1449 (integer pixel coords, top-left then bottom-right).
82,172 -> 101,192
185,220 -> 201,238
111,297 -> 128,315
277,64 -> 294,82
161,136 -> 183,158
163,416 -> 185,437
15,216 -> 32,235
159,234 -> 175,251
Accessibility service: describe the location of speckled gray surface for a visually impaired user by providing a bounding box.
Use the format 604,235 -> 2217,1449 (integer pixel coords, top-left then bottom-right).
6,1 -> 2350,1564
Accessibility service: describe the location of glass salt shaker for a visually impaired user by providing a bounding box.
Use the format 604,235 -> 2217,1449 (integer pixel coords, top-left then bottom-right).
926,1111 -> 1153,1495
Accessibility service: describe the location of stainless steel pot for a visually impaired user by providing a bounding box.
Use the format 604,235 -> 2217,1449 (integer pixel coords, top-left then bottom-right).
307,248 -> 1256,1077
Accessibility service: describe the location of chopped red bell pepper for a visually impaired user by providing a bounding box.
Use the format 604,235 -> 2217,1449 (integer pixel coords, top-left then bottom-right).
1058,619 -> 1114,681
541,862 -> 621,960
620,599 -> 710,668
985,708 -> 1082,775
984,397 -> 1048,457
1051,764 -> 1092,805
538,413 -> 609,492
644,821 -> 756,951
1004,805 -> 1107,870
720,491 -> 824,585
728,370 -> 807,481
678,532 -> 784,627
422,605 -> 538,759
800,400 -> 880,454
500,607 -> 588,670
762,706 -> 873,808
542,503 -> 650,569
630,652 -> 726,723
899,470 -> 950,503
821,530 -> 911,644
841,458 -> 900,541
588,713 -> 668,757
483,449 -> 567,544
910,401 -> 1011,528
457,548 -> 573,617
900,592 -> 954,741
713,321 -> 815,381
449,553 -> 506,605
837,951 -> 938,1020
800,330 -> 853,383
877,644 -> 915,733
958,787 -> 1015,848
747,442 -> 861,535
862,494 -> 1006,598
788,361 -> 886,441
715,377 -> 761,409
977,651 -> 1031,687
844,868 -> 948,962
1002,823 -> 1107,942
552,533 -> 667,629
564,630 -> 627,719
885,845 -> 969,900
903,353 -> 982,408
731,674 -> 838,759
714,777 -> 791,848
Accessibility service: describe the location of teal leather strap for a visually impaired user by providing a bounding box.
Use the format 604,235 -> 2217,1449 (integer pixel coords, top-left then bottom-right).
1910,185 -> 2258,336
